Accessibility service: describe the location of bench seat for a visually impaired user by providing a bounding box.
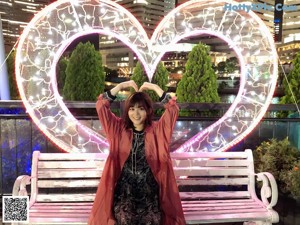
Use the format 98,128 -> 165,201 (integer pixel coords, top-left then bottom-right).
26,198 -> 274,224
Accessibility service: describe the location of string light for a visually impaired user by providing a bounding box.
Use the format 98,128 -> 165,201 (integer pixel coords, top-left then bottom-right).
15,0 -> 277,153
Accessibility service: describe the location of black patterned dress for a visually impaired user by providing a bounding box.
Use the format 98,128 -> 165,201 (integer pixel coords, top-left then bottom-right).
113,130 -> 161,225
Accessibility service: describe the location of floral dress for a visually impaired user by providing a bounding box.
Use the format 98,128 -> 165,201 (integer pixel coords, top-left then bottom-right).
113,130 -> 161,225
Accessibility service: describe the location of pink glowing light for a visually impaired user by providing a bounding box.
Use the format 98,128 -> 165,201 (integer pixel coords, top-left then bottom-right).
15,0 -> 277,153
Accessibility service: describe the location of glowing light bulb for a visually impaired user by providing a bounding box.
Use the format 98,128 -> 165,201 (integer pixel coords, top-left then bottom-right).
215,138 -> 220,144
233,35 -> 240,41
34,58 -> 41,65
259,94 -> 265,101
83,25 -> 91,30
100,8 -> 106,14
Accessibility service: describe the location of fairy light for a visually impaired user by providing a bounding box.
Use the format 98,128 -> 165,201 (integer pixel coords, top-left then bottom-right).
15,0 -> 277,153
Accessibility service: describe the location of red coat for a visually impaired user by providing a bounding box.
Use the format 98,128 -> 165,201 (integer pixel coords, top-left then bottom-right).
88,94 -> 186,225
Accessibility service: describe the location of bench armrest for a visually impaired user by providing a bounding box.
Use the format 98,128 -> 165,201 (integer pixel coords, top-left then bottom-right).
255,172 -> 278,209
12,175 -> 31,197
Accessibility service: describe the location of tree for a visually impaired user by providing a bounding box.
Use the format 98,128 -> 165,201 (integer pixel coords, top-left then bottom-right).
226,57 -> 239,74
217,61 -> 227,75
63,42 -> 105,101
130,61 -> 147,90
217,57 -> 239,75
176,43 -> 220,103
7,51 -> 20,99
56,56 -> 68,95
280,52 -> 300,105
147,62 -> 169,102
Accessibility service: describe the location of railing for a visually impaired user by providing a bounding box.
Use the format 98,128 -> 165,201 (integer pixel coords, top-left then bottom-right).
1,100 -> 300,197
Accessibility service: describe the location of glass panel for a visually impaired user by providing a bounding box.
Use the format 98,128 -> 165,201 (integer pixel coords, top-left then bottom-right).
244,124 -> 260,150
259,121 -> 275,142
32,122 -> 48,153
80,120 -> 93,129
1,119 -> 17,194
170,120 -> 214,151
288,121 -> 300,150
16,119 -> 32,176
274,121 -> 288,140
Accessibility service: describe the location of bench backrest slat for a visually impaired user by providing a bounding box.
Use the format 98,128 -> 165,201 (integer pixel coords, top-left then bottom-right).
177,177 -> 249,186
38,161 -> 106,169
37,179 -> 100,188
179,191 -> 251,199
38,169 -> 102,178
38,153 -> 108,160
170,151 -> 249,159
36,193 -> 96,202
174,167 -> 250,176
173,159 -> 250,167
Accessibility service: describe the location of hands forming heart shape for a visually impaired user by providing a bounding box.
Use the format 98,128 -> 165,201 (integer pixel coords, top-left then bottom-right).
15,0 -> 277,153
117,81 -> 161,94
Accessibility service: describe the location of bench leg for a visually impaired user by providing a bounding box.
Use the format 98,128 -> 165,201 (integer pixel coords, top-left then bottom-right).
244,222 -> 271,225
244,222 -> 256,225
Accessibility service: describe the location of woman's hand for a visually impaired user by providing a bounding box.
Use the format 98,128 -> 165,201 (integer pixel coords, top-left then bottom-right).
139,82 -> 164,98
110,80 -> 138,96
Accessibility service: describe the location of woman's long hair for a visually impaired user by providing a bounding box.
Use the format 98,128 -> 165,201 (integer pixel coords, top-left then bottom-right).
123,92 -> 153,130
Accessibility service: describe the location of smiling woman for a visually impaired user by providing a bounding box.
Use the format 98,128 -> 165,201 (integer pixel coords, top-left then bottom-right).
89,81 -> 185,225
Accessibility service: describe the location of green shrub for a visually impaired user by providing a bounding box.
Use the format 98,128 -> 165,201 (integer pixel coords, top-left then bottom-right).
282,160 -> 300,198
253,138 -> 300,196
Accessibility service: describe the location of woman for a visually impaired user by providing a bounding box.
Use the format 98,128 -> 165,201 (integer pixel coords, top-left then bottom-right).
88,81 -> 185,225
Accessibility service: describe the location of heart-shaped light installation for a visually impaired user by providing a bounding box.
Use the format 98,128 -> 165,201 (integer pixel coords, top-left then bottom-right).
15,0 -> 277,153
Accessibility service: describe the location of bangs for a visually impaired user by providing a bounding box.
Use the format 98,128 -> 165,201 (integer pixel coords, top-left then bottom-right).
128,93 -> 150,109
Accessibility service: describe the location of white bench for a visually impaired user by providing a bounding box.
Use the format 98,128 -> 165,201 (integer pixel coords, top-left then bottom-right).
12,149 -> 279,225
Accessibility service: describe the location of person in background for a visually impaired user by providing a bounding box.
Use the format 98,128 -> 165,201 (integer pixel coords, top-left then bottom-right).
88,80 -> 185,225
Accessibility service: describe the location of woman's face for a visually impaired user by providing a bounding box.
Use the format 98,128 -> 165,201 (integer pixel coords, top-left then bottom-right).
128,104 -> 147,131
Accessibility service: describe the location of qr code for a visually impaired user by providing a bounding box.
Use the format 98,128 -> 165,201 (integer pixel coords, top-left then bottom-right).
2,196 -> 29,223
